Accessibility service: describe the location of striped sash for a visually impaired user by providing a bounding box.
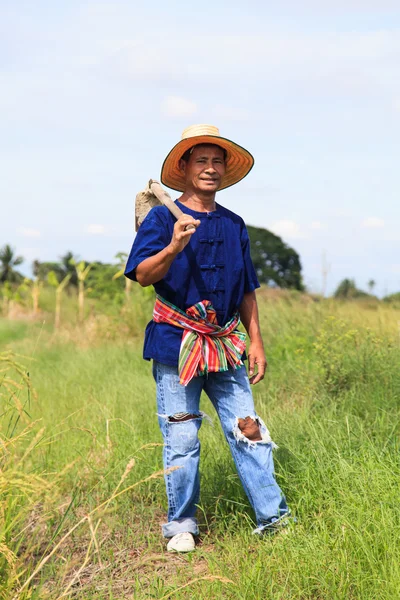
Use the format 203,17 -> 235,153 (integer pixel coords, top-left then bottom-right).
153,295 -> 247,386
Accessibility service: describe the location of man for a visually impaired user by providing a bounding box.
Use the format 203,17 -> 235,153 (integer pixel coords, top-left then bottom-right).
125,124 -> 289,553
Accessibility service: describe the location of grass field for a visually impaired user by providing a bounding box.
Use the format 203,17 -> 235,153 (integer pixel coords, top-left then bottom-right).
1,290 -> 400,599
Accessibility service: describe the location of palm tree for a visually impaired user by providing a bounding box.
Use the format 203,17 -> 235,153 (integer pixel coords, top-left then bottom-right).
48,271 -> 72,328
0,245 -> 24,283
69,260 -> 92,323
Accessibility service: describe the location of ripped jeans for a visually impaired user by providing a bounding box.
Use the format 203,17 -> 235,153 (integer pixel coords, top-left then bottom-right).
153,361 -> 289,538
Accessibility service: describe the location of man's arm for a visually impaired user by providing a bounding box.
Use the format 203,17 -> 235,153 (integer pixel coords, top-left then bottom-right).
136,214 -> 200,287
239,291 -> 267,385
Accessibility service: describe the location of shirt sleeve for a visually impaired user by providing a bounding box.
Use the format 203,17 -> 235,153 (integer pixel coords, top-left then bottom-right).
241,224 -> 260,293
125,208 -> 169,282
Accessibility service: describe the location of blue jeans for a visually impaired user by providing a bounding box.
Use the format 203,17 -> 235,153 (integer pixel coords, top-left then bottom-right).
153,361 -> 289,538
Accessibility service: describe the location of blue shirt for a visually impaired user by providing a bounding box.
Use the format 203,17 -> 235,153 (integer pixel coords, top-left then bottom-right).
125,200 -> 260,366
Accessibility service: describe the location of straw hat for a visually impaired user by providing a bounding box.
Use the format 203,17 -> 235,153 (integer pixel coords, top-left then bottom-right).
161,124 -> 254,192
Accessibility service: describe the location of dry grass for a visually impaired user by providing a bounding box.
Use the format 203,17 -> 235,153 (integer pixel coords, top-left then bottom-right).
0,351 -> 186,598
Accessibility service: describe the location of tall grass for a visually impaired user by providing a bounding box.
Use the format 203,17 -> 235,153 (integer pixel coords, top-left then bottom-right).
0,350 -> 173,599
1,291 -> 400,598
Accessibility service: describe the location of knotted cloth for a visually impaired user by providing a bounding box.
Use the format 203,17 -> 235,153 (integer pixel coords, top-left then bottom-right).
153,295 -> 247,385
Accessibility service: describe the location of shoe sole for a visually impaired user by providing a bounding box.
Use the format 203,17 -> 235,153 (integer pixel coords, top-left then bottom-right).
167,546 -> 196,553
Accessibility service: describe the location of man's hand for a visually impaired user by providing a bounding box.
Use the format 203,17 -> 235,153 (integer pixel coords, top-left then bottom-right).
168,215 -> 201,255
247,340 -> 267,385
135,214 -> 200,286
239,291 -> 267,385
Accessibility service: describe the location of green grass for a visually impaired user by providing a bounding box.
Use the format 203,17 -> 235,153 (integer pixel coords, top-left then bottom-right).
1,292 -> 400,598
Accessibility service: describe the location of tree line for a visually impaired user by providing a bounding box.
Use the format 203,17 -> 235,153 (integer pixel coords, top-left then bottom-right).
1,226 -> 304,289
1,222 -> 399,313
0,245 -> 132,326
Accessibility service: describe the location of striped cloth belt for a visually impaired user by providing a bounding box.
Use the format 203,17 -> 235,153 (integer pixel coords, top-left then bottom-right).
153,295 -> 247,386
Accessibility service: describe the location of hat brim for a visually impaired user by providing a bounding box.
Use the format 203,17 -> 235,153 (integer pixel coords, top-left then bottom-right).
160,135 -> 254,192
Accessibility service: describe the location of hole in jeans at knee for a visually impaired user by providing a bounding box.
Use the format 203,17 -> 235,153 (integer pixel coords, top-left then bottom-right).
232,415 -> 276,447
238,416 -> 262,441
168,413 -> 200,422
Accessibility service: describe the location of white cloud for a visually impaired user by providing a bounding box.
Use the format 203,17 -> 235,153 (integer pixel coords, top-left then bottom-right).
361,217 -> 385,228
162,96 -> 197,118
310,221 -> 324,230
16,227 -> 41,237
85,29 -> 400,115
270,220 -> 307,239
86,224 -> 106,234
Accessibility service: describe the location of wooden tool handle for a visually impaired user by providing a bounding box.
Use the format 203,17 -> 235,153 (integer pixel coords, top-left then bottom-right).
149,180 -> 195,230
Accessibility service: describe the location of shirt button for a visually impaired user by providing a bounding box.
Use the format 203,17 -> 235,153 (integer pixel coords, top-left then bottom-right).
209,238 -> 214,243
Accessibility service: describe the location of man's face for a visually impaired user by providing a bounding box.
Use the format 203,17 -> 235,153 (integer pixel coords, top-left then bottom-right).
180,144 -> 226,194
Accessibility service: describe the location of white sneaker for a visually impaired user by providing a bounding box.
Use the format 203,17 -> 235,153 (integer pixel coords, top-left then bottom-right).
167,532 -> 196,553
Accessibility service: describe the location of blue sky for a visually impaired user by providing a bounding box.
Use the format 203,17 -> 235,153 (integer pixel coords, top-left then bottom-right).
1,1 -> 400,296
